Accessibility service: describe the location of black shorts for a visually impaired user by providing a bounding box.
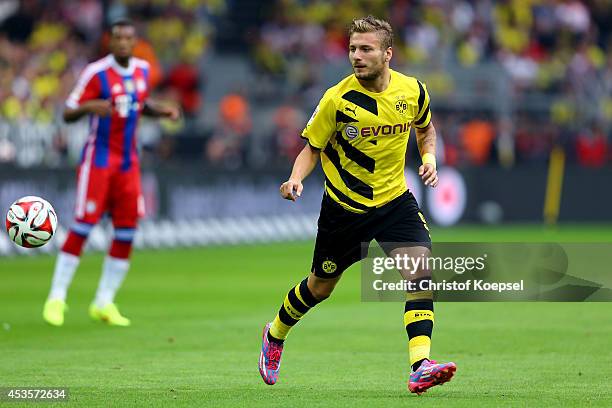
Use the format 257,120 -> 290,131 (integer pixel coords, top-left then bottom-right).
311,191 -> 431,278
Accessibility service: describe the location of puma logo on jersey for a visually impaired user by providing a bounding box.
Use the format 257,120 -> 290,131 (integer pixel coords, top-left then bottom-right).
345,106 -> 357,116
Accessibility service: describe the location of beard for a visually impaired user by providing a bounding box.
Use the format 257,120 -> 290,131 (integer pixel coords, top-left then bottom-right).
353,60 -> 385,81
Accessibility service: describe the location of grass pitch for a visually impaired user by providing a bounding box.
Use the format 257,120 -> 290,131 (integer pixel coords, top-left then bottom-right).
1,224 -> 611,407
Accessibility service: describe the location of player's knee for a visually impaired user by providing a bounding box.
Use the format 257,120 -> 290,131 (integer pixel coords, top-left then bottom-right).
307,274 -> 338,301
311,286 -> 333,301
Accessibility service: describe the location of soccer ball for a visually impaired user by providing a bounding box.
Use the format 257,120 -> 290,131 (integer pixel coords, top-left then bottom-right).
5,196 -> 58,248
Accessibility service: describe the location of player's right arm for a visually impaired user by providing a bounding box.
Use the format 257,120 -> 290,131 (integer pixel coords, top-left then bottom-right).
63,66 -> 112,123
280,89 -> 336,201
63,100 -> 112,123
280,145 -> 320,201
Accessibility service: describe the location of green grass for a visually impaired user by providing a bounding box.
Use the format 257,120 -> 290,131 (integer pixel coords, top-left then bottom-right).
1,225 -> 611,407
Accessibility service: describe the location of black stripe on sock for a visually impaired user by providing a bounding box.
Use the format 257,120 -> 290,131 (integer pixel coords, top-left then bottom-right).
405,300 -> 434,313
406,319 -> 433,339
287,287 -> 310,314
412,359 -> 427,372
267,331 -> 284,344
299,278 -> 320,307
278,305 -> 299,326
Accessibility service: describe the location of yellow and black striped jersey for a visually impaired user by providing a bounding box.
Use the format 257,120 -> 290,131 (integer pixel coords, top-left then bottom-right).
301,69 -> 432,213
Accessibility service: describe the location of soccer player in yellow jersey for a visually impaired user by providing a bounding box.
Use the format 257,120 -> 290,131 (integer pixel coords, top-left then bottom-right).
258,16 -> 456,394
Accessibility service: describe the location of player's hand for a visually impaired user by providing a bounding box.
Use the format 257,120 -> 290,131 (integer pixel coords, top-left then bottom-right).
419,163 -> 438,188
83,100 -> 112,117
161,105 -> 181,121
280,179 -> 303,201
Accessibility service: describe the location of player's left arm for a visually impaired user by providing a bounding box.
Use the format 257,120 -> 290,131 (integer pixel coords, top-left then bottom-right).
415,122 -> 438,188
142,100 -> 181,121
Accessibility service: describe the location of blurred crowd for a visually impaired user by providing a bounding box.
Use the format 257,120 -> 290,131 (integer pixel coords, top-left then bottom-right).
253,0 -> 611,167
252,0 -> 611,96
0,0 -> 611,168
0,0 -> 221,165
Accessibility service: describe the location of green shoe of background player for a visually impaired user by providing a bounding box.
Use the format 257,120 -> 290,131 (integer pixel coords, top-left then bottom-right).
89,303 -> 131,327
43,299 -> 67,326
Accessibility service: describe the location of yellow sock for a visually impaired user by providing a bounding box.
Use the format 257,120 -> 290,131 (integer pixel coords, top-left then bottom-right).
404,301 -> 434,368
269,278 -> 321,341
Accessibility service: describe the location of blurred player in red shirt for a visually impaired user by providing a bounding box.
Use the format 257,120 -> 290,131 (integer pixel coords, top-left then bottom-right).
43,19 -> 180,327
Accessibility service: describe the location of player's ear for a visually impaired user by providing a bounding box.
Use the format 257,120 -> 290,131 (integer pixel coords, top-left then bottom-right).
385,47 -> 392,62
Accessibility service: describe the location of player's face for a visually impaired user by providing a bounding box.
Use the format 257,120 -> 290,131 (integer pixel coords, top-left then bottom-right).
110,25 -> 136,62
349,32 -> 391,81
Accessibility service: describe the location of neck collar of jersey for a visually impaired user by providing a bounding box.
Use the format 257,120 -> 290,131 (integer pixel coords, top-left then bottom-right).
108,54 -> 135,76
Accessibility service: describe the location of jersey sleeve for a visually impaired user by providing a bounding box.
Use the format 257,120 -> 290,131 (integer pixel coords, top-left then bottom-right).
136,59 -> 151,99
66,68 -> 102,109
301,89 -> 336,149
412,80 -> 432,129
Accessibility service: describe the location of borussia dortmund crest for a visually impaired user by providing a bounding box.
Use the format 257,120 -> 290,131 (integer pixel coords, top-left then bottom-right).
395,100 -> 407,114
322,260 -> 337,274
